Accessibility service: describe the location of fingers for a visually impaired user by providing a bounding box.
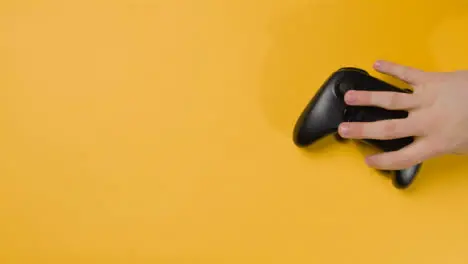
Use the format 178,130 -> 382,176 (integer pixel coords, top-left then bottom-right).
345,90 -> 420,110
374,60 -> 427,85
364,138 -> 441,170
339,118 -> 422,140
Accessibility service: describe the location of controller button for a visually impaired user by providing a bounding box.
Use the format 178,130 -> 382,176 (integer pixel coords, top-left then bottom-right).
339,82 -> 354,95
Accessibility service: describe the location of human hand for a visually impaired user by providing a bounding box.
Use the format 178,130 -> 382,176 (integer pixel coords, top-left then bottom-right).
338,60 -> 468,170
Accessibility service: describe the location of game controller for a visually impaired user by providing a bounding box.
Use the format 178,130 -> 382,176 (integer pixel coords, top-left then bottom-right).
293,67 -> 422,189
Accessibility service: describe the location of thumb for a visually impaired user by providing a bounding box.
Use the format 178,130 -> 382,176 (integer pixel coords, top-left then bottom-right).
365,137 -> 439,170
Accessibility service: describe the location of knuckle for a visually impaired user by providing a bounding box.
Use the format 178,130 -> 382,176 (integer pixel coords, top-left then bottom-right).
412,123 -> 424,136
400,159 -> 415,169
387,93 -> 399,109
414,119 -> 428,136
409,94 -> 421,108
382,120 -> 398,138
397,67 -> 410,81
429,139 -> 447,155
402,152 -> 418,165
417,114 -> 435,135
394,152 -> 416,168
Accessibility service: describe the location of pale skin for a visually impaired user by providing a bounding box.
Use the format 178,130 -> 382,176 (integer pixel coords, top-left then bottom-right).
338,60 -> 468,170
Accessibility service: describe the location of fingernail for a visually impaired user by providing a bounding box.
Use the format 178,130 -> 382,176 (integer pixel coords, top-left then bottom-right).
365,156 -> 377,167
374,60 -> 382,69
339,123 -> 350,136
344,91 -> 356,104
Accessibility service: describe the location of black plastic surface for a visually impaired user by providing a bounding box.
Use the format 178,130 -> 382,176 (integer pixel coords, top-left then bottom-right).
293,67 -> 421,189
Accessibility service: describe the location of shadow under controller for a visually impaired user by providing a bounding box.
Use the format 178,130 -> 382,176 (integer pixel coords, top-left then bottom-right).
293,67 -> 422,189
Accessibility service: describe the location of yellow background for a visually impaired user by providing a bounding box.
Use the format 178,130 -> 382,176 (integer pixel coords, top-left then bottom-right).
2,0 -> 468,263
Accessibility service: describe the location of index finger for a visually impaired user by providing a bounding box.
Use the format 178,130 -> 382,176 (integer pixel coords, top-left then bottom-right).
345,90 -> 420,110
374,60 -> 427,85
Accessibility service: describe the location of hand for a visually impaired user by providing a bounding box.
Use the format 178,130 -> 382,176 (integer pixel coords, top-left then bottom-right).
338,60 -> 468,170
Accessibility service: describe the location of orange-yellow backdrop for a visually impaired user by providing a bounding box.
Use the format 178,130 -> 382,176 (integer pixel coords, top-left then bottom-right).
2,0 -> 468,263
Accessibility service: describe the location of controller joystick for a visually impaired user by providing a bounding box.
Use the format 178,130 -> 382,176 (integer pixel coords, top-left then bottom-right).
293,67 -> 422,188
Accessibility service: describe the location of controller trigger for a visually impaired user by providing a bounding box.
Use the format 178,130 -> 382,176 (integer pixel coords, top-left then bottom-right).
337,67 -> 369,75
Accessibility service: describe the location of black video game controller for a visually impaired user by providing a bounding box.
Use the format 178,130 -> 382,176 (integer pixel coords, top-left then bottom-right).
293,67 -> 422,189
